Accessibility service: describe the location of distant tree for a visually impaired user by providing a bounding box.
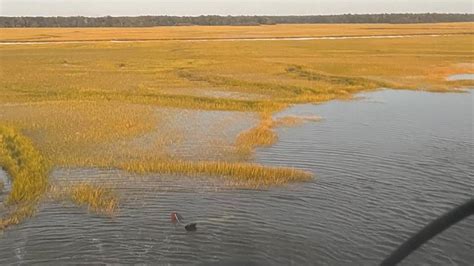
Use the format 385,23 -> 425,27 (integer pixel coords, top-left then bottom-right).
0,13 -> 473,28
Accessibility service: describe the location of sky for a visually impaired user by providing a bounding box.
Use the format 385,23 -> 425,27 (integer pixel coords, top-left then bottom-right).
0,0 -> 472,17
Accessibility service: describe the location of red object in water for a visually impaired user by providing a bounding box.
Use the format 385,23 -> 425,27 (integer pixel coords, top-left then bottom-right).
170,212 -> 183,223
170,212 -> 178,223
170,212 -> 197,231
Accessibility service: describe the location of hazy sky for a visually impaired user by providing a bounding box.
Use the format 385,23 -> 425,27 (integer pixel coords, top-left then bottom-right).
1,0 -> 472,17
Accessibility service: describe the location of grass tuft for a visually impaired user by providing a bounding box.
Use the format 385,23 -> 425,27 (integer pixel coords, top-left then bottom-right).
120,160 -> 312,188
69,183 -> 119,216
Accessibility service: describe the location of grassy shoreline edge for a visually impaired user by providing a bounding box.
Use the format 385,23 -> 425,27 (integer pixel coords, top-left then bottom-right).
0,125 -> 49,230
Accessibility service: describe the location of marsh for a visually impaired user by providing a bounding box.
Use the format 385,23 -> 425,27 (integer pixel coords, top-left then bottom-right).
0,23 -> 473,264
0,90 -> 472,264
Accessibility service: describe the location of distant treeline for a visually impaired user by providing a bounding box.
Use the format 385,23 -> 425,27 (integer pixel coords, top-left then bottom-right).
1,13 -> 473,27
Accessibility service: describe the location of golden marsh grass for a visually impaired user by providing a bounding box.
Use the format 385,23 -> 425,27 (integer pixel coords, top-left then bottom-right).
236,114 -> 278,156
2,27 -> 471,171
0,126 -> 49,229
0,203 -> 37,230
70,183 -> 119,216
1,23 -> 472,42
236,113 -> 322,156
0,126 -> 49,204
1,26 -> 471,168
273,115 -> 322,127
0,24 -> 473,228
120,160 -> 312,188
47,182 -> 119,216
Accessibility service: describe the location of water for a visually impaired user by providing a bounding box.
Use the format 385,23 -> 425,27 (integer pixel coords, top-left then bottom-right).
447,74 -> 474,81
0,89 -> 473,265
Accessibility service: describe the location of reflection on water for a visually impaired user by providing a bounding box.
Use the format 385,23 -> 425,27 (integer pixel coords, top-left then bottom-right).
447,73 -> 474,81
0,89 -> 473,265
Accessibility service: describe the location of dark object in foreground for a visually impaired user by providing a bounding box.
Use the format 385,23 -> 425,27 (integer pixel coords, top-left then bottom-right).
185,223 -> 197,232
381,198 -> 474,266
171,212 -> 197,232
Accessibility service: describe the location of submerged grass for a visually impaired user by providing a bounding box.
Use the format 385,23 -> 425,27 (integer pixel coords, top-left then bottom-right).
235,113 -> 322,157
0,125 -> 49,229
236,114 -> 277,156
47,183 -> 119,217
273,115 -> 322,127
0,204 -> 37,230
69,183 -> 119,216
120,160 -> 312,188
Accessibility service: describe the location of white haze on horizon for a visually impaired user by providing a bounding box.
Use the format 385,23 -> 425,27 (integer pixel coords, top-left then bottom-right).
0,0 -> 472,17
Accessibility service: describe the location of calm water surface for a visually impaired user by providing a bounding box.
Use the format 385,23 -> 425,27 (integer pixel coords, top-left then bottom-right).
0,89 -> 473,265
447,74 -> 474,81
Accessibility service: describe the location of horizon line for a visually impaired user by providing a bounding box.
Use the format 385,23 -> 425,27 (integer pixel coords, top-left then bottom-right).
2,12 -> 474,18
